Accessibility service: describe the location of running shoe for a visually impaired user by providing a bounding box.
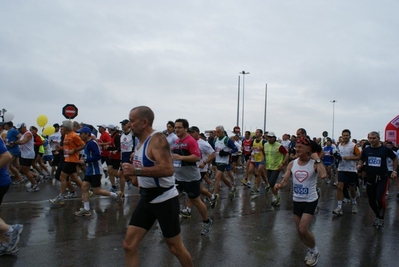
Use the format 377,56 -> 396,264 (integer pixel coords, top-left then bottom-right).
65,191 -> 77,199
250,188 -> 260,195
26,184 -> 39,192
201,219 -> 213,236
210,194 -> 219,209
0,243 -> 19,256
306,251 -> 319,266
376,219 -> 384,230
332,207 -> 343,215
304,248 -> 311,262
109,186 -> 118,193
372,218 -> 380,227
271,196 -> 280,206
244,181 -> 251,188
240,179 -> 247,186
179,208 -> 191,218
50,195 -> 65,204
5,224 -> 23,252
75,208 -> 92,217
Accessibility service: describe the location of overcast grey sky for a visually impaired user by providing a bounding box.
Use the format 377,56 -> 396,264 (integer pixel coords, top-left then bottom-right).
1,1 -> 398,140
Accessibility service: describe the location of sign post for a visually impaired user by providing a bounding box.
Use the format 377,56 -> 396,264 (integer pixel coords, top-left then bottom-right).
62,104 -> 78,119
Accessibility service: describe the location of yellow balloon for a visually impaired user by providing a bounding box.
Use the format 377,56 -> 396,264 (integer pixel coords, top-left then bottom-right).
43,126 -> 55,136
37,114 -> 48,127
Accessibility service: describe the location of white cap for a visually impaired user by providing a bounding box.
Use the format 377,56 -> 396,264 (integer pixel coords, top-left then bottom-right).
16,122 -> 25,129
107,124 -> 116,130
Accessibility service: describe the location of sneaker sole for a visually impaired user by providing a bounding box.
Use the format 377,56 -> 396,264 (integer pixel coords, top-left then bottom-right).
75,213 -> 92,217
0,247 -> 19,256
49,199 -> 65,205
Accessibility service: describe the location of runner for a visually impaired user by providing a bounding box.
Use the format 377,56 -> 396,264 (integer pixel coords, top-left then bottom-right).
172,120 -> 213,235
74,126 -> 122,217
0,137 -> 23,256
357,131 -> 398,229
122,106 -> 193,267
274,137 -> 326,266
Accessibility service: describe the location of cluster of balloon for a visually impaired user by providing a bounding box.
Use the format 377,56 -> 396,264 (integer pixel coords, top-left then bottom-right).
37,115 -> 55,136
3,111 -> 14,122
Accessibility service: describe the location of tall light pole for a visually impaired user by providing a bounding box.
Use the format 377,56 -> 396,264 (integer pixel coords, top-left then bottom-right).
264,83 -> 267,132
236,76 -> 240,128
331,100 -> 337,140
240,70 -> 249,133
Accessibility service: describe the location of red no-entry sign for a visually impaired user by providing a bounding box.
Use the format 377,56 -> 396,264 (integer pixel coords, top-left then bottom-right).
62,104 -> 78,119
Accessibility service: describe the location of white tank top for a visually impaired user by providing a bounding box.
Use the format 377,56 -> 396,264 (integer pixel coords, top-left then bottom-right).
291,158 -> 318,202
215,136 -> 230,164
337,142 -> 357,172
133,131 -> 178,203
20,131 -> 35,159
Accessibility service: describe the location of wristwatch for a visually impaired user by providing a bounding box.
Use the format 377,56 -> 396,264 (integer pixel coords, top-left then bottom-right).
315,158 -> 321,164
135,168 -> 142,175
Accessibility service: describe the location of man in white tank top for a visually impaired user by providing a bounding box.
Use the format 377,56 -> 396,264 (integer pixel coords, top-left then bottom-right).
274,137 -> 326,266
332,129 -> 361,216
14,123 -> 40,192
121,106 -> 193,267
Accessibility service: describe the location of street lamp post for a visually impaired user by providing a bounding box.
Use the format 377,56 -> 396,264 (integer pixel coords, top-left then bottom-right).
264,83 -> 267,132
331,100 -> 337,140
240,71 -> 249,133
236,76 -> 240,128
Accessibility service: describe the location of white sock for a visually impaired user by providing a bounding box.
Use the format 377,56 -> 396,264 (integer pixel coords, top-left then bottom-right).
352,198 -> 357,205
84,202 -> 90,210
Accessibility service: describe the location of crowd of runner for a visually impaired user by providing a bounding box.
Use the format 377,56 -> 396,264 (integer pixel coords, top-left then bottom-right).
0,107 -> 398,266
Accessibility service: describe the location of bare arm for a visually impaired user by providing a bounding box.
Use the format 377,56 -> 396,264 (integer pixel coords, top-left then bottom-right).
172,153 -> 201,162
314,162 -> 327,179
274,161 -> 293,190
15,132 -> 32,145
122,133 -> 174,178
391,157 -> 398,179
0,150 -> 13,169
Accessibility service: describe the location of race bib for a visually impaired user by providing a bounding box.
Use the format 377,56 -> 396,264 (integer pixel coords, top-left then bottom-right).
294,184 -> 309,195
64,149 -> 69,158
368,157 -> 381,167
173,160 -> 182,168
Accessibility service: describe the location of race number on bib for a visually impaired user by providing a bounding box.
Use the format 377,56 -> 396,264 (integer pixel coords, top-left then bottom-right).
368,157 -> 381,167
173,160 -> 182,168
294,184 -> 309,196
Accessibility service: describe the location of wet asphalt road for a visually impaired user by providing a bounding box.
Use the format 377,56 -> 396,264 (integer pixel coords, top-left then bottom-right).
1,170 -> 399,267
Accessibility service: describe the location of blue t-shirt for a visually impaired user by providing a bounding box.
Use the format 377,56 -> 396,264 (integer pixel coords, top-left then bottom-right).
6,128 -> 20,155
322,145 -> 335,166
84,140 -> 103,176
0,138 -> 12,186
360,145 -> 397,175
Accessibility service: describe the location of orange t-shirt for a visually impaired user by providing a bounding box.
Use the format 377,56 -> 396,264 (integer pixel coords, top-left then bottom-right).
63,132 -> 85,163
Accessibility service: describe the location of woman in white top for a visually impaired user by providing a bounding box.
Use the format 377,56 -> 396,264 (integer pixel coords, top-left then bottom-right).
275,137 -> 326,267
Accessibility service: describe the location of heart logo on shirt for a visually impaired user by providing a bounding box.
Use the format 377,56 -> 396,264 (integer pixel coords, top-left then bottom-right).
295,170 -> 309,183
